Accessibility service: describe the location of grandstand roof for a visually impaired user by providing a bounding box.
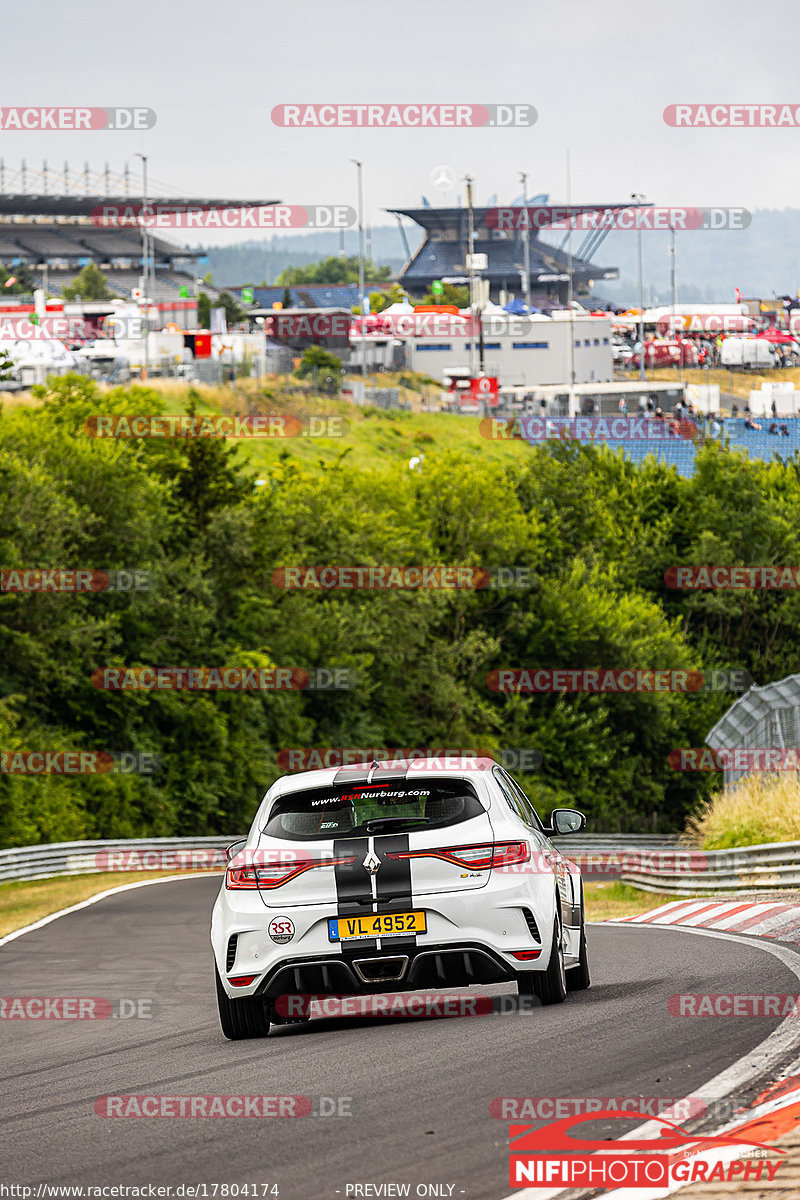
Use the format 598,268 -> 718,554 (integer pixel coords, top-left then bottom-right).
0,194 -> 280,218
386,205 -> 618,292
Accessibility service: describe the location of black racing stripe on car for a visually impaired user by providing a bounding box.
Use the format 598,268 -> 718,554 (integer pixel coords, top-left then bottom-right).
373,833 -> 417,948
333,836 -> 378,953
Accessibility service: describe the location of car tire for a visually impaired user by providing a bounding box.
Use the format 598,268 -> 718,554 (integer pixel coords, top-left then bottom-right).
517,913 -> 567,1006
215,963 -> 271,1040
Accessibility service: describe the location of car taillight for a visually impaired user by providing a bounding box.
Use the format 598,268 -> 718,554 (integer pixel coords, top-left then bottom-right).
386,841 -> 530,871
226,855 -> 357,890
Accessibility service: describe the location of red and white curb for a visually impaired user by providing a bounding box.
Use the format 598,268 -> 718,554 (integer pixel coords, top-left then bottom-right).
502,919 -> 800,1199
613,898 -> 800,942
569,1070 -> 800,1199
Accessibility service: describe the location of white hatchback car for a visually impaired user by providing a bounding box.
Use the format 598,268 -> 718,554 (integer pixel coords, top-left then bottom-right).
211,758 -> 589,1039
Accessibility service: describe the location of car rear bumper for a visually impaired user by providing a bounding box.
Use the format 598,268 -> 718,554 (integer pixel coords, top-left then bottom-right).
252,941 -> 521,1001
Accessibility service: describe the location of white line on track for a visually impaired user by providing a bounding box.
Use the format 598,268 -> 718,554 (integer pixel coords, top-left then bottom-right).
0,873 -> 206,949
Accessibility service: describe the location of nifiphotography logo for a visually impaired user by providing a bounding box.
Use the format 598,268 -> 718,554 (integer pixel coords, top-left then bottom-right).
508,1108 -> 783,1188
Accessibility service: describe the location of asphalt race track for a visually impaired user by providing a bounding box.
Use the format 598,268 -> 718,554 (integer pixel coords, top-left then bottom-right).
2,876 -> 800,1199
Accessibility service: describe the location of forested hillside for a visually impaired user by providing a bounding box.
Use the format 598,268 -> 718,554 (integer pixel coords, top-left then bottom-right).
2,376 -> 798,845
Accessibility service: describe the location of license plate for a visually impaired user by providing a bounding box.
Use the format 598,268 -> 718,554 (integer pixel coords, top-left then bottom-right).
328,911 -> 427,942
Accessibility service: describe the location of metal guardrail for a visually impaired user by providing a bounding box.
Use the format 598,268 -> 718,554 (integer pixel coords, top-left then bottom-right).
619,840 -> 800,895
0,836 -> 234,884
7,834 -> 796,896
0,834 -> 679,885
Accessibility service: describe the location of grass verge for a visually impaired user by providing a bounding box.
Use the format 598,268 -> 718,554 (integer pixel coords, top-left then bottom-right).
584,881 -> 684,921
0,869 -> 216,938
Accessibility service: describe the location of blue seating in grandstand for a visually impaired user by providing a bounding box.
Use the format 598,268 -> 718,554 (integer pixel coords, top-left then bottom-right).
722,417 -> 800,465
610,439 -> 698,478
588,417 -> 800,477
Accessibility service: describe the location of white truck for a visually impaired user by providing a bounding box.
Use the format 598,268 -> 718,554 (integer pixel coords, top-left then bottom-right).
720,338 -> 778,368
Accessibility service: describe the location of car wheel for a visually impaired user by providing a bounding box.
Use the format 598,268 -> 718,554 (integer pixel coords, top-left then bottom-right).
517,913 -> 567,1006
215,963 -> 271,1040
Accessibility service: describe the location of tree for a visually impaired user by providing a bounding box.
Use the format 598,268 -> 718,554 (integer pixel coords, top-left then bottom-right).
0,348 -> 14,380
364,284 -> 407,314
281,286 -> 292,308
421,282 -> 469,307
0,264 -> 35,294
217,291 -> 245,327
197,292 -> 211,328
62,263 -> 116,301
276,256 -> 392,286
295,345 -> 343,380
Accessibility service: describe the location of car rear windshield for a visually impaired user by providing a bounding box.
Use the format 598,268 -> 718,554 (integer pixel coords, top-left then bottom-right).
262,778 -> 486,841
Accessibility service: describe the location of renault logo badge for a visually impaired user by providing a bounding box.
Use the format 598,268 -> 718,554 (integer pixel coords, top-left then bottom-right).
363,850 -> 381,875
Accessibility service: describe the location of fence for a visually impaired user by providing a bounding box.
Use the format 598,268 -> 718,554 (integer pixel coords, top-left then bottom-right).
0,836 -> 233,884
618,839 -> 800,895
1,834 -> 676,885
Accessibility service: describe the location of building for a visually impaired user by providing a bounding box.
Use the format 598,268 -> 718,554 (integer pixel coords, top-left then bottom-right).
0,171 -> 279,305
400,312 -> 614,387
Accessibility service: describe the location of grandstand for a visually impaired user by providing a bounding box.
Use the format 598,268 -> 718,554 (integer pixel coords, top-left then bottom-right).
720,418 -> 800,464
603,418 -> 800,478
387,204 -> 620,304
0,162 -> 279,304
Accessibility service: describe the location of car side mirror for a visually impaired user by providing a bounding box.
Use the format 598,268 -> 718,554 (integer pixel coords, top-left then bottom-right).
547,808 -> 586,836
225,838 -> 247,863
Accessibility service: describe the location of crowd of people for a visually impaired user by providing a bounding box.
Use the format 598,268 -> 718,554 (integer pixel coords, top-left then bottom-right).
612,393 -> 794,438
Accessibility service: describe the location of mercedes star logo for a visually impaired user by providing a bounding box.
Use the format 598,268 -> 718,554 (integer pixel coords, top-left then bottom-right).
363,850 -> 381,875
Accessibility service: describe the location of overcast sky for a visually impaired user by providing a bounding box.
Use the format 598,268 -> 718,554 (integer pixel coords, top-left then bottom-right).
6,0 -> 800,249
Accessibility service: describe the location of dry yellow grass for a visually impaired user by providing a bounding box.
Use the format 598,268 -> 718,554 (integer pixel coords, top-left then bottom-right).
685,773 -> 800,850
